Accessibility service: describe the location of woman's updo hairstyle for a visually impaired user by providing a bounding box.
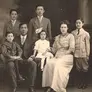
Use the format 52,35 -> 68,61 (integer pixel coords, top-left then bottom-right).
60,20 -> 70,33
60,20 -> 70,26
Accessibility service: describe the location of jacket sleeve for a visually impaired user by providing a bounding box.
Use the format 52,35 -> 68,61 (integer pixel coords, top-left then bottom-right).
28,19 -> 33,40
16,42 -> 23,57
1,44 -> 11,58
47,19 -> 52,41
3,22 -> 7,40
85,33 -> 90,57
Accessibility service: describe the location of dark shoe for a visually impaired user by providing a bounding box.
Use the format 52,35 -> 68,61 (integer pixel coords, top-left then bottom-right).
46,88 -> 52,92
29,87 -> 36,92
82,84 -> 88,89
18,75 -> 25,81
11,88 -> 16,92
77,84 -> 82,89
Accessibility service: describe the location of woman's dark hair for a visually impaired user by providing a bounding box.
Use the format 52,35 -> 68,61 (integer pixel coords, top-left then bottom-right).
60,20 -> 70,33
76,18 -> 84,23
19,22 -> 28,29
60,20 -> 70,26
9,9 -> 18,15
5,32 -> 14,37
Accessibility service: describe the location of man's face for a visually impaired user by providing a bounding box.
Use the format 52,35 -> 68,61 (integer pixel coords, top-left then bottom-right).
36,6 -> 45,16
6,33 -> 14,43
20,24 -> 28,36
10,11 -> 18,20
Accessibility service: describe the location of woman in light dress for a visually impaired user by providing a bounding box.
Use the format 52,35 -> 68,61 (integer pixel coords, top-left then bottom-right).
42,20 -> 75,92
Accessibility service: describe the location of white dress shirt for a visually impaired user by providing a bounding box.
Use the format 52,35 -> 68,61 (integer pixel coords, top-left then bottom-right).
20,35 -> 27,45
11,20 -> 16,26
37,16 -> 43,23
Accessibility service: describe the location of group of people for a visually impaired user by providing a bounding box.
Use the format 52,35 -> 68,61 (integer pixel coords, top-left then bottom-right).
1,4 -> 90,92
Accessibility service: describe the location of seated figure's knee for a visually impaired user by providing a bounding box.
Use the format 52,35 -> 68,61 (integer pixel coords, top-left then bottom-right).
28,60 -> 37,68
7,62 -> 15,69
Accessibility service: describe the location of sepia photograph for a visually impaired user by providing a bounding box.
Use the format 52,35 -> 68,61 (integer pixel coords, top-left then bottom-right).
0,0 -> 92,92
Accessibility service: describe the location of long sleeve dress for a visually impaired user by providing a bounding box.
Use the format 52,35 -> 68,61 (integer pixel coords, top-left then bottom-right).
42,33 -> 75,92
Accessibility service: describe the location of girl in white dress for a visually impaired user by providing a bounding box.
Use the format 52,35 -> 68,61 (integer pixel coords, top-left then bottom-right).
31,30 -> 53,71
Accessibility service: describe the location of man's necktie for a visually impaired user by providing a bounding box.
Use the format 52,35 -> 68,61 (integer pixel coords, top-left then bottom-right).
77,29 -> 80,35
21,36 -> 25,45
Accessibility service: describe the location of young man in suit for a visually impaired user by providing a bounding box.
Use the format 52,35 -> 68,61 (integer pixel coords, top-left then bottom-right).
29,5 -> 52,45
15,23 -> 37,92
3,9 -> 20,39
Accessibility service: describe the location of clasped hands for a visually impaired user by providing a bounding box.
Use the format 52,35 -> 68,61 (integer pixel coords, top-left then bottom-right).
10,56 -> 23,61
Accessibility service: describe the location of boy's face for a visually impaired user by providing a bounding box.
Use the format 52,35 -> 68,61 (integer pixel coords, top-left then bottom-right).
10,11 -> 18,20
20,24 -> 28,36
36,6 -> 45,16
40,32 -> 46,40
6,33 -> 14,43
76,20 -> 84,29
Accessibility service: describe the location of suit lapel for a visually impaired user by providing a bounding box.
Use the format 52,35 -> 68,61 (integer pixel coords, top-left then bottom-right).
14,20 -> 19,27
8,21 -> 13,29
34,17 -> 40,28
34,17 -> 45,28
41,17 -> 45,27
23,35 -> 28,48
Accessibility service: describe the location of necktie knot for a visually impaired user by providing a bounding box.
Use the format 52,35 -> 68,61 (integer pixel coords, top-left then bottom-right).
77,29 -> 80,35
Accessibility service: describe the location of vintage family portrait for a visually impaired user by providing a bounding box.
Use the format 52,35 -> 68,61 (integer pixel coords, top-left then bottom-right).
0,0 -> 92,92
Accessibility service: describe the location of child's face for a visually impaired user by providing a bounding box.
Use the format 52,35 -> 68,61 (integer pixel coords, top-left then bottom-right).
36,6 -> 44,16
20,24 -> 28,36
40,32 -> 46,40
6,33 -> 14,43
76,20 -> 84,29
10,11 -> 18,20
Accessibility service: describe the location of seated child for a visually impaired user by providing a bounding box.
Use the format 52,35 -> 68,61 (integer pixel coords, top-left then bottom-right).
1,32 -> 24,82
30,30 -> 53,71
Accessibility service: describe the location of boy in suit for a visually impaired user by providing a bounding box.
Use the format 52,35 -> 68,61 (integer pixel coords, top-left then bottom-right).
72,19 -> 90,89
29,5 -> 52,45
1,32 -> 24,92
15,23 -> 37,92
3,9 -> 20,39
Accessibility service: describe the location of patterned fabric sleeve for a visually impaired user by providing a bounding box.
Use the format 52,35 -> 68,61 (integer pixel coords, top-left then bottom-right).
85,33 -> 90,57
69,34 -> 75,53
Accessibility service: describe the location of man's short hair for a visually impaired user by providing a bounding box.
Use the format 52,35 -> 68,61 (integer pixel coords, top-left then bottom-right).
19,23 -> 28,29
35,4 -> 44,10
10,9 -> 18,14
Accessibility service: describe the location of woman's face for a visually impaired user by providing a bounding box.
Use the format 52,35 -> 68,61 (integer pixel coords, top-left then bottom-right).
60,24 -> 68,35
76,19 -> 84,29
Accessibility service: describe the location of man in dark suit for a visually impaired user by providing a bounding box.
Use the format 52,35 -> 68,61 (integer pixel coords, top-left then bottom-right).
29,5 -> 52,45
3,9 -> 20,39
15,23 -> 37,92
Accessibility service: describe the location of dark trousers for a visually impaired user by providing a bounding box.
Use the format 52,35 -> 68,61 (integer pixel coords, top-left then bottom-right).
74,58 -> 89,86
7,59 -> 37,88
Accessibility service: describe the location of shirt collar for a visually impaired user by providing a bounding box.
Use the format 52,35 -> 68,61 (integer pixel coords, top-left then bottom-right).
20,35 -> 27,38
37,16 -> 43,20
11,20 -> 16,23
